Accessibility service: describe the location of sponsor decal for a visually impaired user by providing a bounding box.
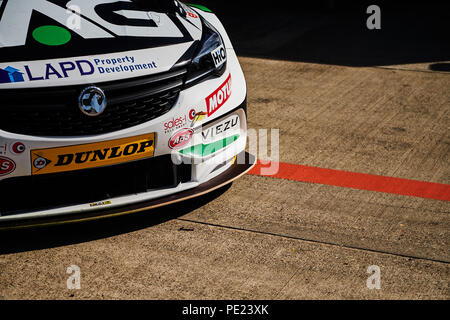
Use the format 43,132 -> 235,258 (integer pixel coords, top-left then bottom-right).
94,56 -> 157,75
188,108 -> 197,120
211,45 -> 226,69
10,142 -> 26,154
168,129 -> 194,149
187,11 -> 198,19
0,156 -> 16,176
180,114 -> 241,157
201,115 -> 239,142
206,74 -> 232,116
90,200 -> 112,208
0,66 -> 25,84
0,55 -> 156,84
31,133 -> 155,175
33,156 -> 51,170
190,111 -> 207,127
164,109 -> 204,134
164,115 -> 188,134
15,60 -> 94,82
0,143 -> 7,155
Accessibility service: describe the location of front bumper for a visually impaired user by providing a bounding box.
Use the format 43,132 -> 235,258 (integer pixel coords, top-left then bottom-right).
0,49 -> 252,228
0,151 -> 256,230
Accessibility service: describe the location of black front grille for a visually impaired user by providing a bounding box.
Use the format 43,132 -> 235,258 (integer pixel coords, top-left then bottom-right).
0,68 -> 187,136
0,155 -> 191,216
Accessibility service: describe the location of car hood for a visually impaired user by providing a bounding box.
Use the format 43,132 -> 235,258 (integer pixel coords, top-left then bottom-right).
0,0 -> 203,88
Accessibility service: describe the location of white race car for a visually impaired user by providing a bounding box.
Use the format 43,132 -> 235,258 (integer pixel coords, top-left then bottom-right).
0,0 -> 255,229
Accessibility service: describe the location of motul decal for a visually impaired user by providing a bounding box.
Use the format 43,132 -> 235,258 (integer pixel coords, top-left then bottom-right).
206,74 -> 232,117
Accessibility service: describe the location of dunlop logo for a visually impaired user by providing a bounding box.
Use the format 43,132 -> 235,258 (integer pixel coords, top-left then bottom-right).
31,133 -> 155,175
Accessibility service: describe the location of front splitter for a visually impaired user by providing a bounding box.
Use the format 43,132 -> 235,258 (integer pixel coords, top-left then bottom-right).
0,152 -> 256,230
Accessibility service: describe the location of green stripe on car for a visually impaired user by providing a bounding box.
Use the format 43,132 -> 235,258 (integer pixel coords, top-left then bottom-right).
185,3 -> 212,13
180,134 -> 239,156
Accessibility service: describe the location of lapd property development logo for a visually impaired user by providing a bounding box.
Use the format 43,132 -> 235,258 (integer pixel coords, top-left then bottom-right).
0,66 -> 25,84
0,54 -> 157,86
0,60 -> 95,85
93,55 -> 157,75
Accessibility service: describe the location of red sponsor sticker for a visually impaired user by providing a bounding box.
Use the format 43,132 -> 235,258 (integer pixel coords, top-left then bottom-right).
206,74 -> 232,117
168,129 -> 194,149
11,142 -> 26,154
188,109 -> 197,120
164,115 -> 187,132
187,12 -> 198,18
0,156 -> 16,176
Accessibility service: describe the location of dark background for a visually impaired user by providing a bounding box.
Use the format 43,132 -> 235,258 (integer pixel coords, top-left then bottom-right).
186,0 -> 450,69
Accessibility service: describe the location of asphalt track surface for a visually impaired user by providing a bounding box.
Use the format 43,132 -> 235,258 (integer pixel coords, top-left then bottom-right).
0,3 -> 449,300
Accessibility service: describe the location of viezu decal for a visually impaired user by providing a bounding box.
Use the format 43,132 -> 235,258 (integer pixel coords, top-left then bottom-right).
180,114 -> 241,157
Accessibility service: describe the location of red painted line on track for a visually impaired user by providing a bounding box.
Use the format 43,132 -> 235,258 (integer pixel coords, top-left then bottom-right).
248,160 -> 450,201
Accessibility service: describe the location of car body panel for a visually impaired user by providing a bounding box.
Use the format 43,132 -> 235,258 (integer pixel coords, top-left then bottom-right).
0,1 -> 253,226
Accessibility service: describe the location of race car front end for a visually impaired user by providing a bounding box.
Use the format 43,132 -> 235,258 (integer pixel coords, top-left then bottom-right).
0,2 -> 255,229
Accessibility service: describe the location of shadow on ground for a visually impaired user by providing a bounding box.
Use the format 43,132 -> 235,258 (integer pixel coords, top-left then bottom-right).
0,184 -> 232,254
198,0 -> 450,67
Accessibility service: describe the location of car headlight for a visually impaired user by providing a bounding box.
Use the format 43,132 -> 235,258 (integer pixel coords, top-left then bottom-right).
185,17 -> 227,87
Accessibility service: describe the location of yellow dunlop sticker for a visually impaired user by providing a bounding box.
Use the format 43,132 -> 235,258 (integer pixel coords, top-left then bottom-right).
31,133 -> 155,175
